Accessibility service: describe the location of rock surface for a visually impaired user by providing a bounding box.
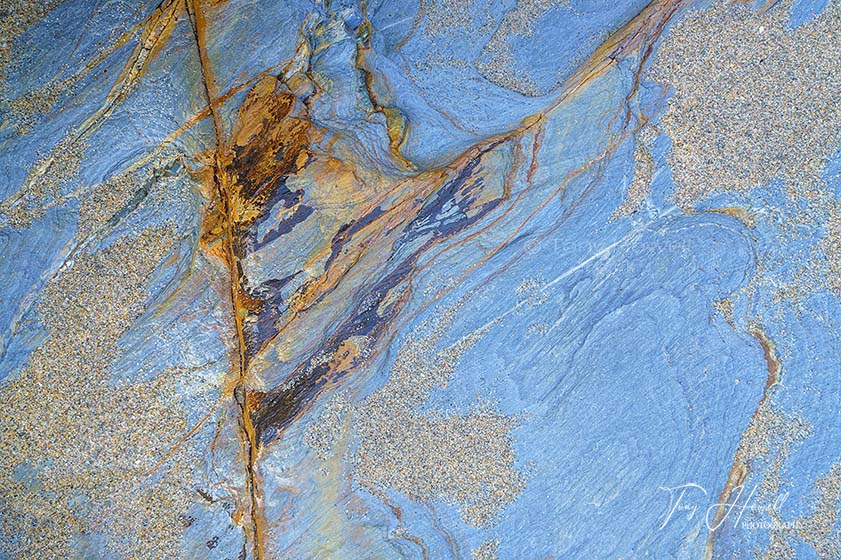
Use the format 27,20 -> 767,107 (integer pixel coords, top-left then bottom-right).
0,0 -> 839,558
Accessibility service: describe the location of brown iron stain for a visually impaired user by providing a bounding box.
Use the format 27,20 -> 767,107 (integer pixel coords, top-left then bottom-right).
208,75 -> 315,356
223,78 -> 312,229
41,4 -> 698,538
244,0 -> 695,442
77,0 -> 184,138
703,206 -> 758,228
5,0 -> 700,552
749,325 -> 782,392
704,324 -> 781,559
258,165 -> 445,346
1,0 -> 185,217
248,141 -> 515,438
258,137 -> 507,350
355,12 -> 414,169
252,93 -> 642,437
188,5 -> 320,557
185,1 -> 292,558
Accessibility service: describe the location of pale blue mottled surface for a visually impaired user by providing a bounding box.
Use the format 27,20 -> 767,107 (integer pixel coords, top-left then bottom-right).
1,0 -> 839,558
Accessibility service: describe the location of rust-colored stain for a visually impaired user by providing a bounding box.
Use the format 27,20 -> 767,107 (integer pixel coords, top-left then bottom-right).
223,79 -> 312,227
749,326 -> 782,392
187,0 -> 696,554
78,0 -> 184,137
709,207 -> 757,227
40,0 -> 700,554
355,15 -> 413,169
242,0 -> 695,442
186,0 -> 285,557
704,324 -> 782,559
6,0 -> 712,554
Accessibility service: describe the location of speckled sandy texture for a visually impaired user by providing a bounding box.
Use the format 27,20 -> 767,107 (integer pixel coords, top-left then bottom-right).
2,0 -> 841,558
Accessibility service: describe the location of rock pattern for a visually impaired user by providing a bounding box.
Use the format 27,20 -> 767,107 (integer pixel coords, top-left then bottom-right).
0,0 -> 840,558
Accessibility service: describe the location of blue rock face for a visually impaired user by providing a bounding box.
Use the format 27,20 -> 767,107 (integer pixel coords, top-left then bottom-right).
0,0 -> 839,558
